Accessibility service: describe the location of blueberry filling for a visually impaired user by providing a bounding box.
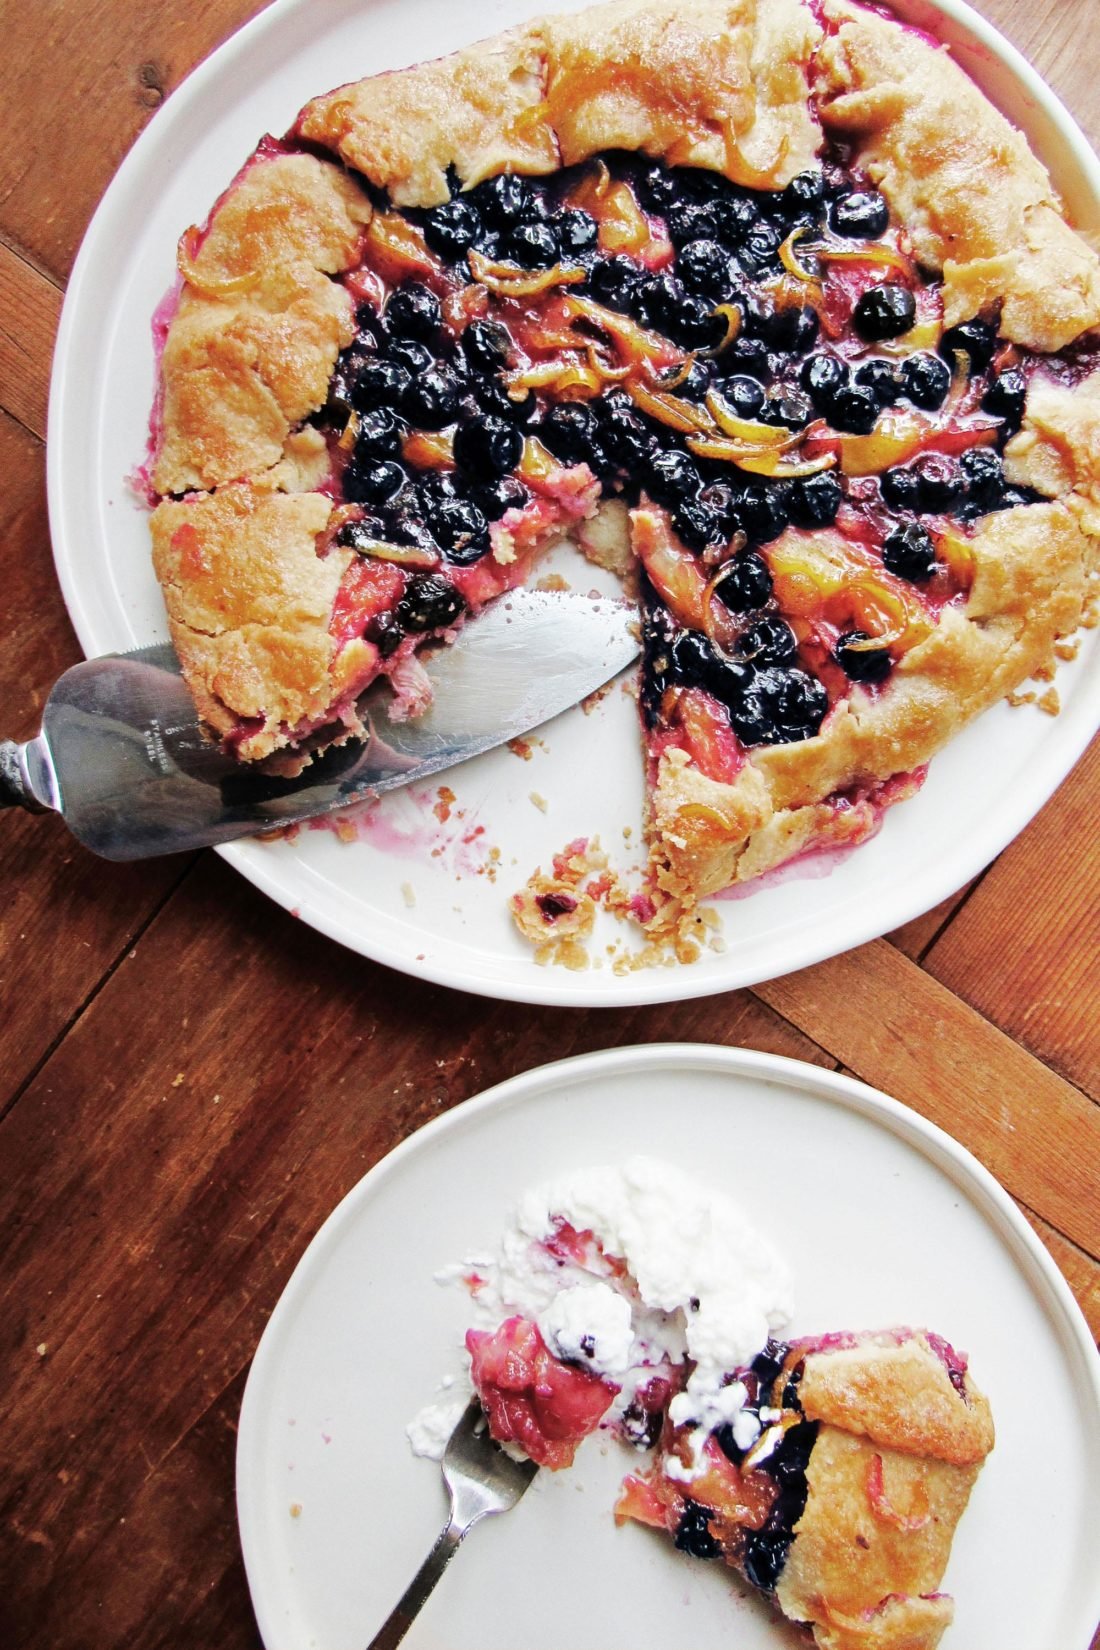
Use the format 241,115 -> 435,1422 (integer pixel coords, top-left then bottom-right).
320,149 -> 1057,730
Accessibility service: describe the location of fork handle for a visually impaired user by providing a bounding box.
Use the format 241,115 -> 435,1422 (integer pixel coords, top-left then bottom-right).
365,1516 -> 470,1650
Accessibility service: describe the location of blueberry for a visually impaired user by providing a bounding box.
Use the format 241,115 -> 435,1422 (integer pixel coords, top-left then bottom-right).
911,451 -> 963,512
829,189 -> 889,239
387,338 -> 434,376
725,335 -> 770,378
334,515 -> 386,551
671,358 -> 715,401
365,609 -> 403,657
741,220 -> 782,269
669,631 -> 753,707
762,304 -> 819,355
738,616 -> 797,664
666,199 -> 725,246
674,1500 -> 719,1561
507,221 -> 559,267
781,170 -> 826,218
557,207 -> 598,255
800,352 -> 848,407
386,507 -> 437,552
666,293 -> 726,351
880,465 -> 923,511
385,282 -> 441,342
429,496 -> 491,564
828,385 -> 879,434
462,319 -> 513,375
715,549 -> 773,610
982,367 -> 1026,427
853,358 -> 901,406
761,388 -> 813,428
540,402 -> 603,467
470,380 -> 536,426
345,458 -> 407,506
788,471 -> 841,527
960,446 -> 1005,508
758,665 -> 829,741
743,1528 -> 792,1593
738,485 -> 788,545
699,482 -> 741,538
355,406 -> 404,458
835,629 -> 892,683
899,351 -> 951,410
588,254 -> 643,311
637,163 -> 677,214
597,396 -> 655,468
677,238 -> 736,298
853,283 -> 916,342
423,197 -> 481,261
717,196 -> 760,246
402,364 -> 460,429
672,498 -> 723,549
939,318 -> 998,373
470,475 -> 528,521
395,573 -> 466,632
645,448 -> 703,506
352,358 -> 411,412
452,414 -> 524,479
722,374 -> 767,418
882,520 -> 936,580
478,172 -> 536,229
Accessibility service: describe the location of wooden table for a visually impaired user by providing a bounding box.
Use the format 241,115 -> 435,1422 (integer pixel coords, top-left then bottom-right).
1,3 -> 1097,1645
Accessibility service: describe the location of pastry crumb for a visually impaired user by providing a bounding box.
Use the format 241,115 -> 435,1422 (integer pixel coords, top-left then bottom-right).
401,881 -> 416,908
535,572 -> 571,592
433,785 -> 456,823
289,1503 -> 302,1519
508,737 -> 534,760
1054,637 -> 1080,661
581,680 -> 613,714
35,1343 -> 47,1358
1038,687 -> 1061,716
529,791 -> 548,812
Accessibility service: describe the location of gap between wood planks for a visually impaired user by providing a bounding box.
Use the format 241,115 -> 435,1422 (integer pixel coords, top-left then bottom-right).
0,238 -> 62,442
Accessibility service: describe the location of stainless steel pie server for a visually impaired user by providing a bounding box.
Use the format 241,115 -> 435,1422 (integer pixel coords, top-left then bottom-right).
0,589 -> 638,860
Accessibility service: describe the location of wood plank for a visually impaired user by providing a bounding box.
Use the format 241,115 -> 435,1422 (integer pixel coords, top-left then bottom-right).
1020,1207 -> 1100,1344
0,242 -> 61,440
753,939 -> 1100,1259
0,1 -> 263,282
923,736 -> 1100,1100
0,410 -> 187,1103
0,850 -> 833,1649
887,881 -> 978,962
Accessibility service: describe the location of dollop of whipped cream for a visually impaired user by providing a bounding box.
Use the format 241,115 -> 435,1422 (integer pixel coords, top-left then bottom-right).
407,1155 -> 793,1466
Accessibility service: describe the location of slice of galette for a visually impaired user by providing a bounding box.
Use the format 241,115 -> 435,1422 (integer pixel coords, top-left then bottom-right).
617,1330 -> 994,1650
147,0 -> 1099,942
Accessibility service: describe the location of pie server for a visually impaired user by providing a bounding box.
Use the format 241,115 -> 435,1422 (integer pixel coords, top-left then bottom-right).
0,589 -> 638,861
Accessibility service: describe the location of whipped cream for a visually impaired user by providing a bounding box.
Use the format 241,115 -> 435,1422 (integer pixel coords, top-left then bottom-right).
407,1155 -> 793,1467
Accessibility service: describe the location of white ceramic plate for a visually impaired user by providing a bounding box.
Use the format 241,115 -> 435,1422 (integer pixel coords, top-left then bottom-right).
48,0 -> 1100,1004
235,1044 -> 1100,1650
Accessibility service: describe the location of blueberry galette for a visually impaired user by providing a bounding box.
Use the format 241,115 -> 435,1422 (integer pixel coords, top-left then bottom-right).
147,0 -> 1100,943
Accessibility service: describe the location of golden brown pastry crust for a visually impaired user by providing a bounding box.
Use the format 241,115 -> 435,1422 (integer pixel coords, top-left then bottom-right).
297,0 -> 823,208
150,480 -> 375,760
154,151 -> 371,496
814,0 -> 1100,352
151,0 -> 1099,842
775,1335 -> 993,1650
646,493 -> 1092,921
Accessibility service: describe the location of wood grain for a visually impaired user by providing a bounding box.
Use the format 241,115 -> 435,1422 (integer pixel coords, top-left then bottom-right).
923,736 -> 1100,1099
0,410 -> 187,1098
0,243 -> 61,441
0,1 -> 1096,1648
753,939 -> 1100,1259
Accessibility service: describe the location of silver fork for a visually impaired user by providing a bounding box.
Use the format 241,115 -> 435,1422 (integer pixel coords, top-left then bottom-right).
366,1400 -> 539,1649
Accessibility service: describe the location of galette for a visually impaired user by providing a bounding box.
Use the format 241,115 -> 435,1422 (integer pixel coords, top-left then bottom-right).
146,0 -> 1100,953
